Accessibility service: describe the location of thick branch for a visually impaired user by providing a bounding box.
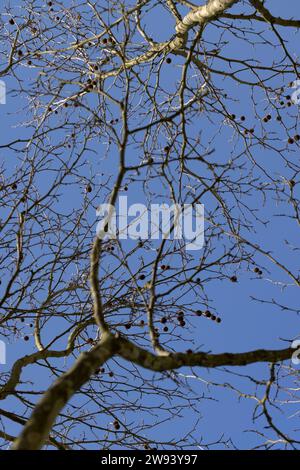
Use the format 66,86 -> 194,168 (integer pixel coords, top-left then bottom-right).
249,0 -> 300,28
117,337 -> 293,371
222,12 -> 300,28
175,0 -> 239,35
12,332 -> 115,450
12,332 -> 293,450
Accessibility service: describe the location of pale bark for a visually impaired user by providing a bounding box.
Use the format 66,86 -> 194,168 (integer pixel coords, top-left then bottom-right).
12,332 -> 292,450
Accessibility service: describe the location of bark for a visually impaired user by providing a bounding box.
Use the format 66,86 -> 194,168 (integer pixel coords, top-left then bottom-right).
12,332 -> 293,450
11,332 -> 116,450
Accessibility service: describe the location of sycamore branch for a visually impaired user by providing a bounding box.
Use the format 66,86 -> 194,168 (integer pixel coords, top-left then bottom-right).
249,0 -> 300,28
222,12 -> 300,28
88,0 -> 240,81
12,332 -> 115,451
117,337 -> 292,371
175,0 -> 239,35
11,331 -> 293,450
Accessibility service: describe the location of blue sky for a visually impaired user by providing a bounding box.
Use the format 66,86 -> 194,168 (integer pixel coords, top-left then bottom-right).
0,0 -> 300,450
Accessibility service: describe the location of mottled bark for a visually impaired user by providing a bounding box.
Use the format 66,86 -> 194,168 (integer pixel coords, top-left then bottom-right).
12,332 -> 293,450
12,333 -> 115,450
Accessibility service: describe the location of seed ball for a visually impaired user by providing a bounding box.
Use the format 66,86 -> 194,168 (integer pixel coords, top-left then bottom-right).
100,367 -> 105,373
216,317 -> 222,323
160,317 -> 167,324
166,57 -> 172,64
196,310 -> 202,316
288,137 -> 294,145
211,315 -> 217,321
86,184 -> 92,192
179,320 -> 186,327
290,180 -> 296,187
24,336 -> 29,341
164,146 -> 170,153
249,128 -> 254,134
11,183 -> 17,190
140,320 -> 145,326
287,102 -> 292,107
230,114 -> 236,120
124,185 -> 128,191
240,116 -> 245,121
205,310 -> 211,318
294,134 -> 300,141
108,371 -> 114,377
102,38 -> 108,44
267,114 -> 272,120
163,326 -> 168,332
125,323 -> 131,330
254,267 -> 260,273
230,275 -> 238,283
113,421 -> 120,430
9,18 -> 15,25
139,274 -> 146,281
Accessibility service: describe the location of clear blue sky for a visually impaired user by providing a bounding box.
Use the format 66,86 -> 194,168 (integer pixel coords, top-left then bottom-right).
0,0 -> 299,449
